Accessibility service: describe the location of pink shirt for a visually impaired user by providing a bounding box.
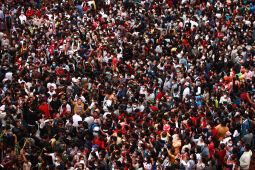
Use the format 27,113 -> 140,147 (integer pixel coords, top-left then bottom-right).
245,71 -> 254,80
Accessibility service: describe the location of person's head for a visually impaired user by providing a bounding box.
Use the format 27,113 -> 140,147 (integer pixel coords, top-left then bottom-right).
220,143 -> 225,150
50,86 -> 54,92
227,140 -> 233,147
244,144 -> 251,152
6,148 -> 12,157
221,120 -> 227,127
77,99 -> 82,105
62,99 -> 67,105
174,158 -> 180,165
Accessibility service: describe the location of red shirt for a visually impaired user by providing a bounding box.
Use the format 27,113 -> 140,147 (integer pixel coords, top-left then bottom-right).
83,6 -> 89,11
212,128 -> 217,136
26,9 -> 34,18
191,117 -> 198,126
39,103 -> 51,119
217,150 -> 226,165
92,139 -> 105,149
240,92 -> 249,101
155,92 -> 164,100
56,68 -> 64,75
208,141 -> 214,157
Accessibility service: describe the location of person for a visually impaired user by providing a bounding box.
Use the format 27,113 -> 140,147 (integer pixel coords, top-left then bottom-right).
201,140 -> 210,160
217,143 -> 226,170
205,160 -> 217,170
239,144 -> 253,170
1,148 -> 15,169
72,98 -> 85,115
242,128 -> 254,146
215,121 -> 229,141
72,112 -> 82,128
39,99 -> 51,119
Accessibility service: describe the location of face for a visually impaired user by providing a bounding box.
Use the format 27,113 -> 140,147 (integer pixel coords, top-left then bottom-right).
50,87 -> 54,92
77,99 -> 82,105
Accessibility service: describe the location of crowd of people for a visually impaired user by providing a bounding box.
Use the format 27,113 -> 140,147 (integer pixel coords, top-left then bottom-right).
0,0 -> 255,169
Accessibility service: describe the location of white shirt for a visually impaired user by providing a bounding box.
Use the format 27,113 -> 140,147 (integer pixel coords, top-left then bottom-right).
5,72 -> 12,81
84,116 -> 94,127
72,114 -> 82,127
60,104 -> 71,113
146,93 -> 155,102
48,91 -> 56,96
219,95 -> 231,104
103,99 -> 112,111
19,14 -> 27,24
183,87 -> 190,100
239,150 -> 252,170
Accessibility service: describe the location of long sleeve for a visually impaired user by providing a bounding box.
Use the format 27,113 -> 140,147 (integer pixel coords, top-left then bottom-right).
239,151 -> 252,170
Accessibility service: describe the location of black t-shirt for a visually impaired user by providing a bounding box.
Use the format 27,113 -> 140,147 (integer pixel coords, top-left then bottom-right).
12,127 -> 23,141
50,99 -> 61,114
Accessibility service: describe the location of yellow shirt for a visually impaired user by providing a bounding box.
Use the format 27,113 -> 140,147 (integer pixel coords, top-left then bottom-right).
215,125 -> 229,141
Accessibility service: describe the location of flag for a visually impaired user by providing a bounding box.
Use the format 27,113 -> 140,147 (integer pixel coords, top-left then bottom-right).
48,41 -> 55,54
48,47 -> 53,54
51,41 -> 55,48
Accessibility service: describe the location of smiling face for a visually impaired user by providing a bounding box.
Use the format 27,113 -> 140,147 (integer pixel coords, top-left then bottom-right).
77,99 -> 82,105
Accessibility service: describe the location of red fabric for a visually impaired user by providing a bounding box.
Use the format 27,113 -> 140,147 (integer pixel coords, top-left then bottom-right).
26,9 -> 34,18
112,57 -> 118,65
39,103 -> 51,119
182,39 -> 188,47
145,46 -> 149,53
51,41 -> 55,48
163,124 -> 170,133
217,150 -> 226,165
202,40 -> 206,47
56,68 -> 64,75
92,139 -> 105,149
60,107 -> 67,116
191,117 -> 198,126
36,10 -> 42,18
48,41 -> 55,54
118,113 -> 127,120
155,92 -> 164,100
150,106 -> 158,111
240,92 -> 248,101
137,111 -> 142,117
48,47 -> 53,54
212,128 -> 217,136
128,116 -> 134,122
167,0 -> 173,6
200,120 -> 207,129
83,6 -> 89,11
101,24 -> 107,29
127,64 -> 135,73
92,22 -> 97,29
208,141 -> 215,157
